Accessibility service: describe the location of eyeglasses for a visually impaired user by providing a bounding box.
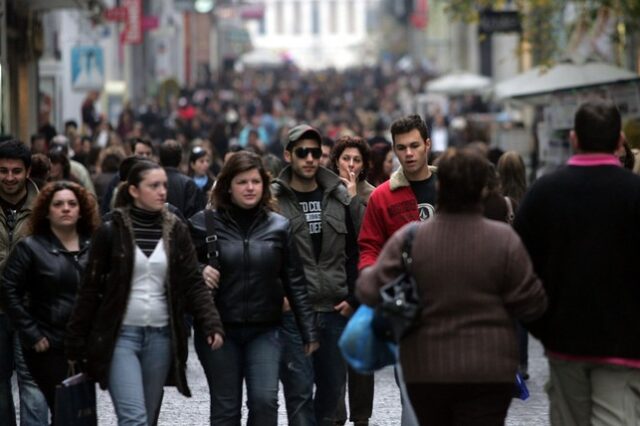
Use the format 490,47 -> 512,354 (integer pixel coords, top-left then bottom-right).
294,147 -> 322,159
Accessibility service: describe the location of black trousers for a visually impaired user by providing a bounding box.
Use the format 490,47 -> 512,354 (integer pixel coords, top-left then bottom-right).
23,346 -> 68,423
335,366 -> 374,424
406,382 -> 513,426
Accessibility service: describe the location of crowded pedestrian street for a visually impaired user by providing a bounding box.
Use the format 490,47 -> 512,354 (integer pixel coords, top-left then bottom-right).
2,1 -> 640,426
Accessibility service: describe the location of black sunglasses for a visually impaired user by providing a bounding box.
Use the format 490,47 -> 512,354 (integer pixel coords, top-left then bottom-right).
294,147 -> 322,159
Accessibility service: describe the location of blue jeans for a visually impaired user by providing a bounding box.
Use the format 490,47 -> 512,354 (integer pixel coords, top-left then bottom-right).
108,325 -> 172,426
280,311 -> 347,426
0,314 -> 48,426
194,325 -> 282,426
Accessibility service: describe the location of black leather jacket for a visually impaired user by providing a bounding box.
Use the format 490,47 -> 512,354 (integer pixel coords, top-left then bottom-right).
0,232 -> 91,349
189,208 -> 317,344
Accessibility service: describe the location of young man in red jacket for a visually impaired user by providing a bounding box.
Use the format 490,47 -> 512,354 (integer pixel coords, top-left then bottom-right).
357,114 -> 436,426
358,114 -> 437,270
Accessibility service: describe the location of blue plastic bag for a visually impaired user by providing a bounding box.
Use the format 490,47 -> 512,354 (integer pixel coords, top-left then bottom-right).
514,372 -> 529,400
338,305 -> 398,374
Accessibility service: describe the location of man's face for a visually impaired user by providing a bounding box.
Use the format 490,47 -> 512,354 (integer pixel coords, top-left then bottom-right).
133,143 -> 153,158
0,159 -> 29,200
320,145 -> 332,168
393,129 -> 430,178
285,139 -> 322,182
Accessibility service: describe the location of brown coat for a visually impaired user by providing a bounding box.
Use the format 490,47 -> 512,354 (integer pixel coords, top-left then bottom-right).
357,212 -> 547,384
65,208 -> 223,396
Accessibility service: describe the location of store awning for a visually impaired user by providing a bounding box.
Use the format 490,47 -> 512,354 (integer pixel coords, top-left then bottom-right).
494,61 -> 640,100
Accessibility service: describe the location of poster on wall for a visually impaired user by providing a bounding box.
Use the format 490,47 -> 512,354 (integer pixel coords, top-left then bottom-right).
71,46 -> 104,91
39,76 -> 57,127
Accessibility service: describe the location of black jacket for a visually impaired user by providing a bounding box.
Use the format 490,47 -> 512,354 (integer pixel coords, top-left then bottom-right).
1,232 -> 91,349
189,208 -> 317,344
165,167 -> 206,219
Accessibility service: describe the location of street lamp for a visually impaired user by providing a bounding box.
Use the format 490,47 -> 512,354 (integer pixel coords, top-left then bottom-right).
194,0 -> 215,14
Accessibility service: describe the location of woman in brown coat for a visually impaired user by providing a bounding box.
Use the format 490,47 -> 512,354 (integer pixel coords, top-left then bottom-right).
66,160 -> 224,425
357,148 -> 547,426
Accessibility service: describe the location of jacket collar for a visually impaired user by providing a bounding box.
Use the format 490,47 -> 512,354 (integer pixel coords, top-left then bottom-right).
389,166 -> 437,191
275,166 -> 351,205
43,231 -> 92,255
112,206 -> 176,254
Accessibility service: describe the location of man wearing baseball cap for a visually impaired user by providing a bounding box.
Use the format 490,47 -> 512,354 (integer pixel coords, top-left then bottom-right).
273,124 -> 358,426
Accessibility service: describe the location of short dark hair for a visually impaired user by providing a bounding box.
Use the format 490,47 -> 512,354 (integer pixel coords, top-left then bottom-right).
129,137 -> 152,153
159,139 -> 182,167
64,120 -> 78,130
574,99 -> 621,153
390,114 -> 430,145
322,137 -> 335,150
329,136 -> 371,182
437,148 -> 490,212
212,151 -> 274,211
0,139 -> 32,169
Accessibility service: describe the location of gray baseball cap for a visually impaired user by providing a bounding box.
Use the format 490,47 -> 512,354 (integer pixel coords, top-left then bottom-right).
284,124 -> 322,150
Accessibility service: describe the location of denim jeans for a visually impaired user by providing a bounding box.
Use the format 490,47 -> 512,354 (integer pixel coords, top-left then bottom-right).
194,325 -> 282,426
280,312 -> 316,426
281,311 -> 348,426
0,314 -> 48,426
108,325 -> 172,426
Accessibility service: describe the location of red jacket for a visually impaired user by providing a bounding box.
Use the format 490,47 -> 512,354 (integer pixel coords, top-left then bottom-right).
358,167 -> 437,270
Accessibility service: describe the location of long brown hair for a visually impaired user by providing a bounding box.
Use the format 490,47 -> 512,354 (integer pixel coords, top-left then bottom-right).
211,151 -> 275,211
28,181 -> 100,236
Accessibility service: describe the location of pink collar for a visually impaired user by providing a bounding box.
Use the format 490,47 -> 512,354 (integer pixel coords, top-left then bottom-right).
567,154 -> 621,167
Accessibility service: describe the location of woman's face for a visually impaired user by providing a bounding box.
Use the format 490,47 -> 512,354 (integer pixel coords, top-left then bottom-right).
48,189 -> 80,230
129,168 -> 168,211
337,147 -> 364,179
191,157 -> 210,177
383,151 -> 394,177
230,168 -> 263,210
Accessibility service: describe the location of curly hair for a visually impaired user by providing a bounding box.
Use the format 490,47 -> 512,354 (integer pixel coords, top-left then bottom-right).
211,151 -> 275,211
28,181 -> 100,236
328,136 -> 370,182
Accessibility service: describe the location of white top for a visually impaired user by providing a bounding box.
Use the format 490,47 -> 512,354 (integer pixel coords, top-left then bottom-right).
122,240 -> 170,327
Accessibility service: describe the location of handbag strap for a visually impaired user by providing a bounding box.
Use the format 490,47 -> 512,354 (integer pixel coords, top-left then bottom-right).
204,209 -> 221,269
402,222 -> 419,270
504,196 -> 515,225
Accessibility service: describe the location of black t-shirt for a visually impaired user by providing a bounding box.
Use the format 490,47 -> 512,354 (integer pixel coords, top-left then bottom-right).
293,187 -> 323,261
409,174 -> 437,221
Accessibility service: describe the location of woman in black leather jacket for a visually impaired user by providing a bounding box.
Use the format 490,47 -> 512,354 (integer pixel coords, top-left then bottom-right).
0,181 -> 100,419
189,151 -> 318,425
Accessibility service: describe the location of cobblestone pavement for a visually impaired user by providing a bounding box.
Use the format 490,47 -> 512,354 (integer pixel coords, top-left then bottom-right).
13,336 -> 550,425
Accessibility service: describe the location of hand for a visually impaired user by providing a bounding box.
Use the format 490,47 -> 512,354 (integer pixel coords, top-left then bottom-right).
207,333 -> 224,350
304,341 -> 320,356
339,169 -> 358,198
202,265 -> 221,289
334,301 -> 354,318
33,337 -> 50,353
282,297 -> 291,312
